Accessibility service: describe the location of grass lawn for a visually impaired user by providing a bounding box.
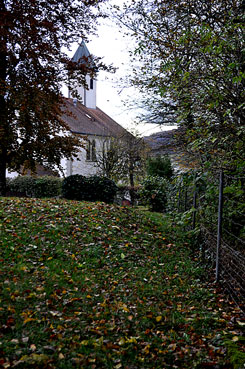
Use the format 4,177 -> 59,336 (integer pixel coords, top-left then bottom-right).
0,197 -> 244,368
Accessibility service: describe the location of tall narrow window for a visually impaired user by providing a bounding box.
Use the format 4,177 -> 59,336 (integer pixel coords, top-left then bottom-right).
92,139 -> 96,161
86,139 -> 96,161
86,141 -> 91,161
90,78 -> 94,90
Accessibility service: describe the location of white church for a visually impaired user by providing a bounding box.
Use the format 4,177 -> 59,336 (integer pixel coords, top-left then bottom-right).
7,42 -> 132,178
62,41 -> 132,177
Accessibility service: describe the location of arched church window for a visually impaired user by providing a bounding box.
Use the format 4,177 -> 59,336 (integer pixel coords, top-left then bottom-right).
92,139 -> 96,161
86,139 -> 96,161
90,78 -> 94,90
86,140 -> 91,161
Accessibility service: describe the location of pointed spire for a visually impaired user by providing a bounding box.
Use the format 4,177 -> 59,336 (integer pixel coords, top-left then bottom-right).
72,41 -> 91,63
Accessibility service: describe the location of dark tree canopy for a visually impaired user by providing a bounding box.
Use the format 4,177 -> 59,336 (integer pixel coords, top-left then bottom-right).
0,0 -> 108,194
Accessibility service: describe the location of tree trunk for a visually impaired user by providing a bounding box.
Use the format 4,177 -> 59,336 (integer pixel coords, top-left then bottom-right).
0,0 -> 8,196
0,152 -> 7,196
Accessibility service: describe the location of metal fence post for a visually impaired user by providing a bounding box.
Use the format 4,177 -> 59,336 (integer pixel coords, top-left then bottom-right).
184,189 -> 188,211
178,180 -> 182,213
192,176 -> 197,230
216,170 -> 224,282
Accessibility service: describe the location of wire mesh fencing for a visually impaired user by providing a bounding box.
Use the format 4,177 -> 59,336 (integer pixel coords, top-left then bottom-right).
169,171 -> 245,308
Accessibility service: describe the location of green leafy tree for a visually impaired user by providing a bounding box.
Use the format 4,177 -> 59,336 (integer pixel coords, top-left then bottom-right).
0,0 -> 109,195
115,0 -> 245,172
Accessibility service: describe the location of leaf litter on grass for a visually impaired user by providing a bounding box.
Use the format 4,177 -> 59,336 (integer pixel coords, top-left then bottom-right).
0,197 -> 244,368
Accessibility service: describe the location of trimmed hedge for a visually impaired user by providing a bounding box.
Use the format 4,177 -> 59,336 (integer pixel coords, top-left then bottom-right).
62,175 -> 117,203
8,176 -> 63,198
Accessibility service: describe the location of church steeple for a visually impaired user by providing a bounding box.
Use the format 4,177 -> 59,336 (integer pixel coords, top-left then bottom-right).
69,41 -> 97,109
72,41 -> 91,63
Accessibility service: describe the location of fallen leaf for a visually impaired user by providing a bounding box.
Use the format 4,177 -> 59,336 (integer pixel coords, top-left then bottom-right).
30,344 -> 36,351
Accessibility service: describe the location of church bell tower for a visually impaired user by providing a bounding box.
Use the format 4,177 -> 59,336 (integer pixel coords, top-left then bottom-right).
69,41 -> 97,109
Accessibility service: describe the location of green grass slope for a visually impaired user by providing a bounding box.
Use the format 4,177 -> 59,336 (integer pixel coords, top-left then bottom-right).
0,198 -> 244,368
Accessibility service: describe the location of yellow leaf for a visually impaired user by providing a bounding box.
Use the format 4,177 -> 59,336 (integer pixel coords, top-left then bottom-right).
23,317 -> 35,324
126,337 -> 137,344
122,305 -> 130,312
118,338 -> 125,346
156,316 -> 162,322
232,336 -> 239,342
19,354 -> 49,365
143,344 -> 150,354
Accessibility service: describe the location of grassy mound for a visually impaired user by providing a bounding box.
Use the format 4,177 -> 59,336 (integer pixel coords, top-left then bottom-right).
0,198 -> 243,368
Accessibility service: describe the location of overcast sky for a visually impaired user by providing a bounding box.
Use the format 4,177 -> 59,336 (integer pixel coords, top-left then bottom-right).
65,10 -> 177,137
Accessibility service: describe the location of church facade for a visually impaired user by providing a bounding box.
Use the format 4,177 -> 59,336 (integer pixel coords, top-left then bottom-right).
62,42 -> 131,177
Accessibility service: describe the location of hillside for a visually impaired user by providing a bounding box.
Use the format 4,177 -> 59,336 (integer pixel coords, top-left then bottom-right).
0,198 -> 244,368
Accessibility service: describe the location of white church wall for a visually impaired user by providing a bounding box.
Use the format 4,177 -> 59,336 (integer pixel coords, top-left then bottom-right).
67,135 -> 108,177
85,76 -> 96,109
72,75 -> 96,109
6,170 -> 19,178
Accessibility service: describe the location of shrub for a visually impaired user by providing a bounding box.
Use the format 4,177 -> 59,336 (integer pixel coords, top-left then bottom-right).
8,176 -> 36,197
8,176 -> 62,198
62,175 -> 117,203
33,176 -> 63,198
139,175 -> 169,212
87,176 -> 118,203
146,155 -> 173,179
62,175 -> 87,201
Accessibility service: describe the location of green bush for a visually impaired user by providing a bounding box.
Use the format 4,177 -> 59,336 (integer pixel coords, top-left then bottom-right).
146,155 -> 173,179
33,176 -> 63,198
87,176 -> 118,203
62,175 -> 117,203
62,175 -> 88,201
8,176 -> 36,197
8,176 -> 62,198
139,175 -> 169,212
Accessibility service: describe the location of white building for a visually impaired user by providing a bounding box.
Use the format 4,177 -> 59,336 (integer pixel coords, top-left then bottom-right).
62,41 -> 132,177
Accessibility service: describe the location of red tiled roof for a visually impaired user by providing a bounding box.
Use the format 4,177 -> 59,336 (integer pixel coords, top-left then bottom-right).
61,98 -> 131,139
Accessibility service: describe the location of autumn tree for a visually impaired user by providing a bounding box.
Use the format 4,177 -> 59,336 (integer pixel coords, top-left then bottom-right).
0,0 -> 108,195
115,0 -> 245,171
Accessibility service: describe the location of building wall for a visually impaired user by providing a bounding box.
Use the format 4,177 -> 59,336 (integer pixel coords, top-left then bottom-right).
66,135 -> 109,177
